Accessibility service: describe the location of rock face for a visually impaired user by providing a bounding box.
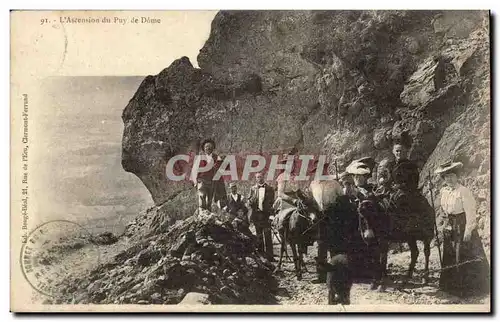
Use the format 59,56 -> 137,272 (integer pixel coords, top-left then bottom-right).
122,11 -> 490,246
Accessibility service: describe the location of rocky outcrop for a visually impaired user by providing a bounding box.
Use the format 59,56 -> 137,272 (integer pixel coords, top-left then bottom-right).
50,210 -> 278,304
121,11 -> 490,246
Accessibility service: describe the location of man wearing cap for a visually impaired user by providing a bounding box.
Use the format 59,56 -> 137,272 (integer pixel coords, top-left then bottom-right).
224,182 -> 251,236
191,139 -> 227,211
248,172 -> 275,260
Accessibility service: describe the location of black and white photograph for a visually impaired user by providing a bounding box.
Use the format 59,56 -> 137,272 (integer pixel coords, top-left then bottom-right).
9,10 -> 491,312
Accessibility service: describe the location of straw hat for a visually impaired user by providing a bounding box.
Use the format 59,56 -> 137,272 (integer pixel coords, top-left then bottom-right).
229,182 -> 238,188
345,161 -> 371,175
352,156 -> 376,173
434,161 -> 463,175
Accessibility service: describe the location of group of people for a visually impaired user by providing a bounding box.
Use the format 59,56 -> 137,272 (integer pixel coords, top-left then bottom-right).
190,138 -> 490,298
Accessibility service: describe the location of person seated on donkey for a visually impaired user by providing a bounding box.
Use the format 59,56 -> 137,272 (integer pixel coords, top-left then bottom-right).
382,135 -> 434,237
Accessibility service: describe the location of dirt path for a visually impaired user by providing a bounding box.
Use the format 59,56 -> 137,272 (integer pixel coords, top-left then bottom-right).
272,241 -> 490,306
31,227 -> 489,307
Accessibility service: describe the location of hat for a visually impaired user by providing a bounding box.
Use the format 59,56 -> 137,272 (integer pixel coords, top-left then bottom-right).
200,138 -> 216,149
434,161 -> 463,175
353,157 -> 376,172
229,182 -> 238,188
346,161 -> 371,175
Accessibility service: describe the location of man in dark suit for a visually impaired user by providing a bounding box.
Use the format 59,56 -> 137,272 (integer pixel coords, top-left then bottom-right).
247,172 -> 275,260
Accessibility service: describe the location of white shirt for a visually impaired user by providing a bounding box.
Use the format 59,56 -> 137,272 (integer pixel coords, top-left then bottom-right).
231,193 -> 239,202
258,186 -> 266,211
440,184 -> 477,231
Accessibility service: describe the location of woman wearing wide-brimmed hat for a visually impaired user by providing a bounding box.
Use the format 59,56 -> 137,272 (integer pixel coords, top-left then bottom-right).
345,158 -> 375,201
435,161 -> 490,297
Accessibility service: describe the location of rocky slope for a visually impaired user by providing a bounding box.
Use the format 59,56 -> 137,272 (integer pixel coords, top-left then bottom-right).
49,210 -> 277,304
121,11 -> 490,248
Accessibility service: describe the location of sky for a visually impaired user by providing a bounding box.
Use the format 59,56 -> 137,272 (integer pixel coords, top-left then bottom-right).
10,11 -> 220,233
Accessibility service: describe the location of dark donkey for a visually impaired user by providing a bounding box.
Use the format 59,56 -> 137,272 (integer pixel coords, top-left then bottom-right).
357,193 -> 435,291
273,200 -> 315,280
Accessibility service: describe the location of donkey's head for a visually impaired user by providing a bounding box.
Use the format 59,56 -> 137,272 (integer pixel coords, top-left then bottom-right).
357,199 -> 382,244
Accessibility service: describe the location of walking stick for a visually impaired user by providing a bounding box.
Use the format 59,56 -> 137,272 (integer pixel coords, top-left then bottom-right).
334,159 -> 339,180
428,170 -> 443,267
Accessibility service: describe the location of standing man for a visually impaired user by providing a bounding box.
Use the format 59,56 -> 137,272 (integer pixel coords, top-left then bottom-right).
191,139 -> 227,211
248,172 -> 275,260
224,182 -> 251,236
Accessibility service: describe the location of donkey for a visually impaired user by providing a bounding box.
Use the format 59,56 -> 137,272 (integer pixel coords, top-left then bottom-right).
357,194 -> 435,291
273,201 -> 314,280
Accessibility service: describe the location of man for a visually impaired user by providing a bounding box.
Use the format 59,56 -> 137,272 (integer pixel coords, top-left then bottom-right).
248,172 -> 275,260
191,139 -> 227,211
224,182 -> 251,236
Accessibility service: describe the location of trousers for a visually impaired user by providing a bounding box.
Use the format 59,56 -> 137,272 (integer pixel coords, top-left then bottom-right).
255,223 -> 273,258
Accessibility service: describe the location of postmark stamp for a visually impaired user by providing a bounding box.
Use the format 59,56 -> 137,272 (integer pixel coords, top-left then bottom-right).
20,220 -> 101,297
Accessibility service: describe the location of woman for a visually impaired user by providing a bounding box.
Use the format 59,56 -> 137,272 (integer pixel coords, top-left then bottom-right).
273,154 -> 309,212
339,172 -> 358,202
435,161 -> 490,298
345,160 -> 375,201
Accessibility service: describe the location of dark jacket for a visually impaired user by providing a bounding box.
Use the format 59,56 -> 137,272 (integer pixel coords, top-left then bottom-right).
356,183 -> 375,201
387,159 -> 420,192
226,193 -> 248,216
248,183 -> 275,214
